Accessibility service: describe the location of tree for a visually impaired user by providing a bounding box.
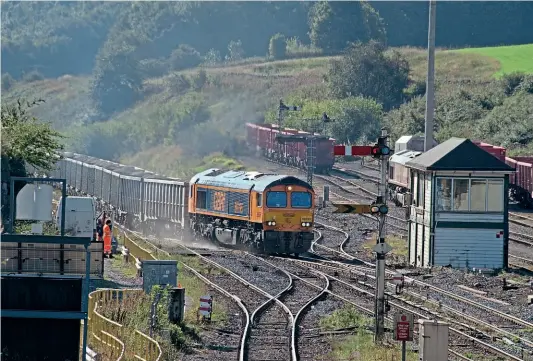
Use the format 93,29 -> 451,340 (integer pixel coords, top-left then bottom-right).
269,33 -> 286,60
1,98 -> 65,172
90,50 -> 143,120
327,40 -> 410,110
226,40 -> 245,62
169,44 -> 201,71
308,1 -> 385,54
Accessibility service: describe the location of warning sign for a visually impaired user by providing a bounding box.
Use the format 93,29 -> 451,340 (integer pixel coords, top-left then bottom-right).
394,312 -> 414,341
199,295 -> 213,319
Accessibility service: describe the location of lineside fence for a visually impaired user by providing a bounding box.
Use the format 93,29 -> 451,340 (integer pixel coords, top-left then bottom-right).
86,230 -> 164,361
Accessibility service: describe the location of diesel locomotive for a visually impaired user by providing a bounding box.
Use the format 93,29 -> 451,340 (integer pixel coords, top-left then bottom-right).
188,168 -> 315,255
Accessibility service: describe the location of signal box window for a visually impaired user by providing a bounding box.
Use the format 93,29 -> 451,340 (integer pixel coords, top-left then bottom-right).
267,191 -> 287,208
197,189 -> 207,209
487,179 -> 504,212
291,192 -> 312,208
257,193 -> 263,207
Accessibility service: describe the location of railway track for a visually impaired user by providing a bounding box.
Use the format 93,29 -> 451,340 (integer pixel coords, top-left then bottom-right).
303,222 -> 533,360
125,228 -> 337,361
510,212 -> 533,229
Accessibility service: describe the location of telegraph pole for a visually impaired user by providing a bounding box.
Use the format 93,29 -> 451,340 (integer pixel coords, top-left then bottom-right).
424,0 -> 437,152
373,128 -> 392,343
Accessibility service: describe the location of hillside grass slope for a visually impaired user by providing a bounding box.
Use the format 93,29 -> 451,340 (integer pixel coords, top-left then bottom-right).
3,44 -> 533,178
452,43 -> 533,76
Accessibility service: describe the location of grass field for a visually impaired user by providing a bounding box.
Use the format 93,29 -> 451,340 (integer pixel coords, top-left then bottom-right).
452,43 -> 533,76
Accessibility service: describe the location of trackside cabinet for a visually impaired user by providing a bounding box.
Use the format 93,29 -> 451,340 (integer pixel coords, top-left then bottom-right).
142,260 -> 178,293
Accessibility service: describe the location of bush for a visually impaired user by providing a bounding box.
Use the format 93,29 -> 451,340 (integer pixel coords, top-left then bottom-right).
1,73 -> 15,92
285,37 -> 322,59
500,72 -> 526,96
516,74 -> 533,94
225,39 -> 245,62
269,33 -> 286,60
21,70 -> 44,83
404,80 -> 426,100
327,41 -> 410,111
265,95 -> 383,145
140,58 -> 170,78
166,73 -> 191,95
169,44 -> 202,71
191,69 -> 207,91
203,48 -> 221,66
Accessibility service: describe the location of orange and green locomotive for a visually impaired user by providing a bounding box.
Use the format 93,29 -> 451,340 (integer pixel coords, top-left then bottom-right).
188,168 -> 315,255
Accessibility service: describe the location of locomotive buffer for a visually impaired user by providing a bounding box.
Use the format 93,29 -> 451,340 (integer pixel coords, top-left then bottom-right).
332,129 -> 392,343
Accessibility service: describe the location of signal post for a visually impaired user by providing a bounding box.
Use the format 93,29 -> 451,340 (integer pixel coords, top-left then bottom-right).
333,128 -> 392,343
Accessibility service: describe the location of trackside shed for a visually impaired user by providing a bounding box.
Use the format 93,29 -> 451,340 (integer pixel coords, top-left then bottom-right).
405,138 -> 515,269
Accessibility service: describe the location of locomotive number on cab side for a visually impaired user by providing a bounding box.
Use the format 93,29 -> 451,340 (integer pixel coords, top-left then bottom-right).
234,201 -> 244,214
213,191 -> 226,212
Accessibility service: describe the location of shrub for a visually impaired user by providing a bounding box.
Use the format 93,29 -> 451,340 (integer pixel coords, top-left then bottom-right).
516,74 -> 533,94
169,44 -> 202,71
203,48 -> 221,66
285,37 -> 322,59
1,73 -> 15,92
140,58 -> 170,78
500,72 -> 525,96
225,39 -> 245,62
21,70 -> 44,83
269,33 -> 286,60
328,40 -> 410,110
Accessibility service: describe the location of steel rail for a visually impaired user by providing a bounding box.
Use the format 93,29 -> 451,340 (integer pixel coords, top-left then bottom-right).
247,253 -> 330,361
309,222 -> 529,359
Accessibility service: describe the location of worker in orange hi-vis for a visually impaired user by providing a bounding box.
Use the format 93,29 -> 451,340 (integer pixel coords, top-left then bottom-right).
103,219 -> 113,257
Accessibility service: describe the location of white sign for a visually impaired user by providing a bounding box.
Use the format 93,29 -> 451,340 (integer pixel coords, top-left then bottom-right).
199,295 -> 213,318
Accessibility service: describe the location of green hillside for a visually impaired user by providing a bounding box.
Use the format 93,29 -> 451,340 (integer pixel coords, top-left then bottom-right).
452,43 -> 533,76
3,43 -> 533,179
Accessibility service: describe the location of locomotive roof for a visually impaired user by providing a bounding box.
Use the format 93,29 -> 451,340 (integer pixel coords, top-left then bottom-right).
389,150 -> 423,166
405,138 -> 515,172
62,152 -> 179,181
191,168 -> 313,192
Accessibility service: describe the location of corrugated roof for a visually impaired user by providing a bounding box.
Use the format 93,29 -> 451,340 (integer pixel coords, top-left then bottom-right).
191,169 -> 312,192
405,138 -> 515,172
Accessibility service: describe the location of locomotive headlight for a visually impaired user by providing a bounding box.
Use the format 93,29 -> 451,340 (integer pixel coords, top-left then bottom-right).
267,221 -> 276,226
301,222 -> 311,227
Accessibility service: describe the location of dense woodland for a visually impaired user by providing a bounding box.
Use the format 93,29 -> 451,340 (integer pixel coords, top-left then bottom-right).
1,1 -> 533,178
3,2 -> 533,79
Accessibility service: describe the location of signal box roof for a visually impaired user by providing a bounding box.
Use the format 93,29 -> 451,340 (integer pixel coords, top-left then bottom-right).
405,138 -> 515,172
190,169 -> 313,192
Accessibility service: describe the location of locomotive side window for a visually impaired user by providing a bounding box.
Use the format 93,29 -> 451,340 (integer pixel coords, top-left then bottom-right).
291,192 -> 312,208
257,193 -> 263,207
267,191 -> 287,208
196,189 -> 207,209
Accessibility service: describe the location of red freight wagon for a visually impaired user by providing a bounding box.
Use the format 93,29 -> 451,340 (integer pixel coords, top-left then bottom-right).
475,140 -> 532,207
472,141 -> 507,163
245,122 -> 336,174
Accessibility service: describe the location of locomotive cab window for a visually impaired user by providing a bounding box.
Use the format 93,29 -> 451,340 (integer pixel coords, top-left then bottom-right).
257,193 -> 262,207
196,189 -> 207,209
266,191 -> 287,208
291,191 -> 312,208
